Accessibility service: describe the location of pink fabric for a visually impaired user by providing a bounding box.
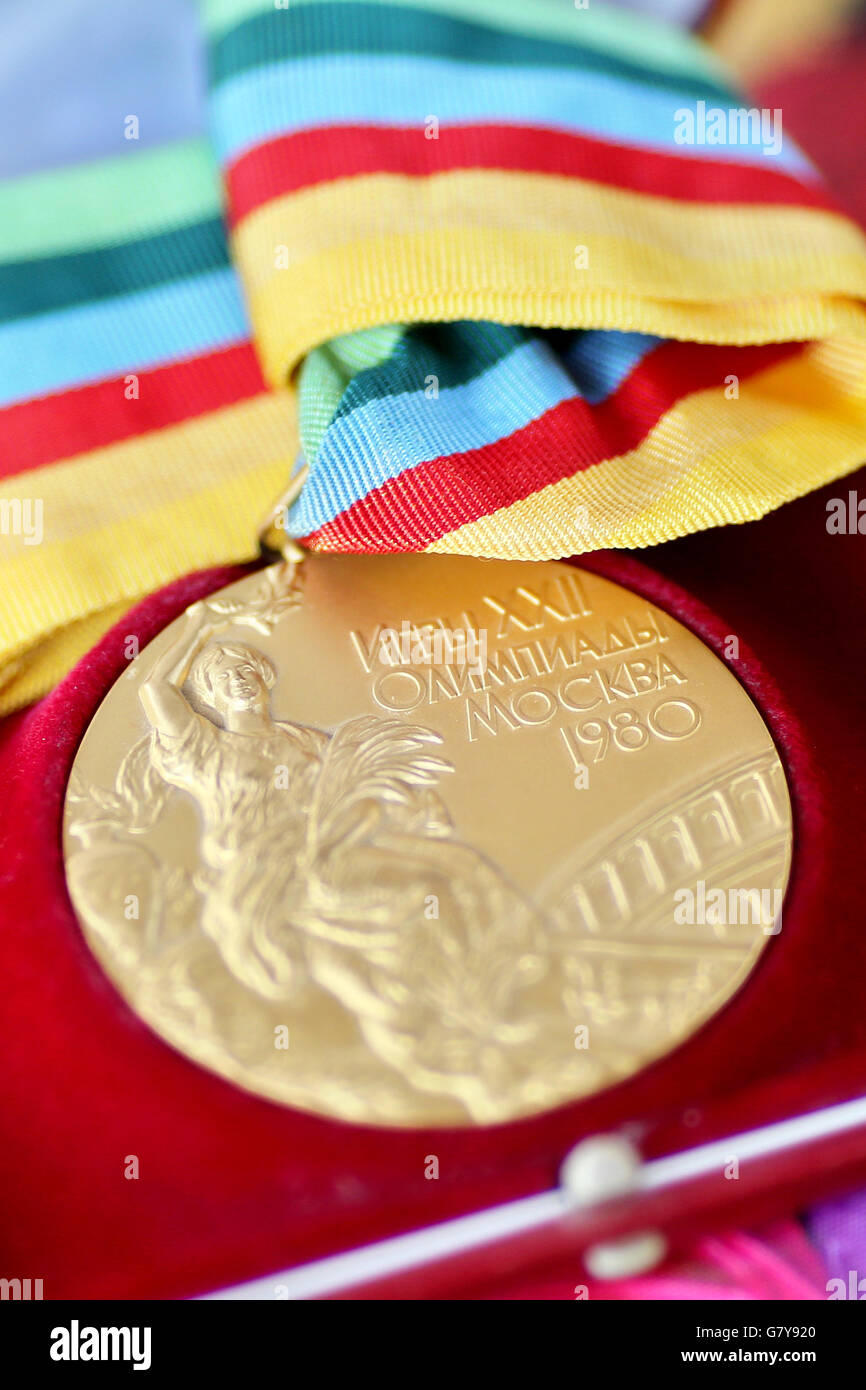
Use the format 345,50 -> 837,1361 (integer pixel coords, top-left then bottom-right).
489,1223 -> 828,1300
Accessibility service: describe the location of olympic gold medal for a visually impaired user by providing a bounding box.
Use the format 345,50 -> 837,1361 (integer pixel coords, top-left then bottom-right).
63,555 -> 792,1126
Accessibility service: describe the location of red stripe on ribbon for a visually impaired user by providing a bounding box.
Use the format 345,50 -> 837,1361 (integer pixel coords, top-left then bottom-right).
226,123 -> 834,226
0,342 -> 266,480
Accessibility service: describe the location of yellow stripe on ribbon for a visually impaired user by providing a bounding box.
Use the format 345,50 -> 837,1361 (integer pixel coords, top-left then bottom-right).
0,392 -> 297,713
232,170 -> 866,384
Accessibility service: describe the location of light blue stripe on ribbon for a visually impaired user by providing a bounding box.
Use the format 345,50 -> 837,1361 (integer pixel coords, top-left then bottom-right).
0,268 -> 248,407
211,54 -> 814,178
288,330 -> 660,534
565,330 -> 662,404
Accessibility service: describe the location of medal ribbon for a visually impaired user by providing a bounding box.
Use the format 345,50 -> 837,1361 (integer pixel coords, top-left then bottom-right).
1,0 -> 866,712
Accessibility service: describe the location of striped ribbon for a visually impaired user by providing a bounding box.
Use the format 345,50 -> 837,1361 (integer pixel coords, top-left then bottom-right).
1,0 -> 865,713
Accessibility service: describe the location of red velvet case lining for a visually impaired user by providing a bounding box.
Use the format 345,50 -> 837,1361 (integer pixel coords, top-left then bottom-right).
0,466 -> 863,1299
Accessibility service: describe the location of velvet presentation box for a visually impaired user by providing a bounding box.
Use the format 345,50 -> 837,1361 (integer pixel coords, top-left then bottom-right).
0,462 -> 864,1300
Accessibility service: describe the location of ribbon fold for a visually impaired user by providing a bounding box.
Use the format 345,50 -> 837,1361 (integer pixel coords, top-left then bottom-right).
1,0 -> 866,712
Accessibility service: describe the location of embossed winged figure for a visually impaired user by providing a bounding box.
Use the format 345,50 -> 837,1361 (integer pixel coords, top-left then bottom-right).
70,569 -> 582,1120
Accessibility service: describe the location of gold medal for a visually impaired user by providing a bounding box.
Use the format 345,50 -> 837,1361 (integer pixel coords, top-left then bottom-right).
63,554 -> 792,1126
